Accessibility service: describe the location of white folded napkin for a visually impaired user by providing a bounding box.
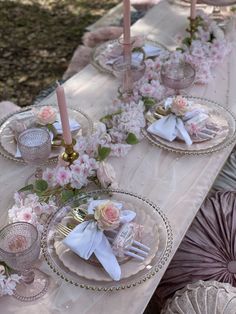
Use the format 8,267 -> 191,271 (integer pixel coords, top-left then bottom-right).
142,44 -> 163,58
53,118 -> 81,135
62,199 -> 136,281
107,43 -> 162,65
147,114 -> 193,146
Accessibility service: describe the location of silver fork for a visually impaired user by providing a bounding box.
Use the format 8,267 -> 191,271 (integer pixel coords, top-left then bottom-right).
55,223 -> 150,261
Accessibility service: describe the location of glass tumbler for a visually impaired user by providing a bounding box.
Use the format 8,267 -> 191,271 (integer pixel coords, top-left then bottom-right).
18,127 -> 51,179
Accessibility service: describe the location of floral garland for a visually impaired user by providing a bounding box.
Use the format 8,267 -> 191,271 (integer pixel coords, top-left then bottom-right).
100,10 -> 232,144
0,263 -> 21,296
3,11 -> 232,296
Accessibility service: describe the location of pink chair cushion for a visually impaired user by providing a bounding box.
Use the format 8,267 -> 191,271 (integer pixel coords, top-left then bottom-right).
156,191 -> 236,304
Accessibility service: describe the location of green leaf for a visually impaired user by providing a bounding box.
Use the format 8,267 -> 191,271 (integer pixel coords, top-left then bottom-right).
34,179 -> 48,192
176,47 -> 184,52
143,97 -> 156,108
61,190 -> 75,202
97,145 -> 111,161
18,184 -> 34,192
100,109 -> 123,123
126,133 -> 139,145
182,37 -> 192,47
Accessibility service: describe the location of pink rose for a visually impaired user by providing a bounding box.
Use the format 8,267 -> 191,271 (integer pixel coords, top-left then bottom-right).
37,106 -> 57,125
171,96 -> 189,117
94,201 -> 120,231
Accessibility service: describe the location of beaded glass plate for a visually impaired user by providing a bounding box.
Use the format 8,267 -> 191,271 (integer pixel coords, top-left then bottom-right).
91,38 -> 168,75
142,96 -> 236,155
41,189 -> 173,291
0,105 -> 93,163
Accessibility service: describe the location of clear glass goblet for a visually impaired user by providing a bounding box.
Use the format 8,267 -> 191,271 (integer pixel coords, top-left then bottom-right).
0,222 -> 49,301
161,61 -> 195,95
113,55 -> 146,99
200,0 -> 236,27
18,127 -> 51,180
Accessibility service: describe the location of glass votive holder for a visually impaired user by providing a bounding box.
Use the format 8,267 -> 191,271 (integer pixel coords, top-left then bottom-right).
18,127 -> 51,166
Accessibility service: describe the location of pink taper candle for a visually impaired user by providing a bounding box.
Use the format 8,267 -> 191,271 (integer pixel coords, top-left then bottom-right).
123,0 -> 131,45
56,82 -> 72,145
190,0 -> 197,20
123,0 -> 133,94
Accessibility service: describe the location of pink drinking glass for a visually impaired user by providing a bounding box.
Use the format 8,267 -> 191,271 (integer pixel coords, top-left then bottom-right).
0,222 -> 49,302
18,127 -> 51,180
200,0 -> 236,26
161,61 -> 195,95
112,37 -> 146,101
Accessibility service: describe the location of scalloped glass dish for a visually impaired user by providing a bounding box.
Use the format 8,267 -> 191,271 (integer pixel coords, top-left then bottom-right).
91,39 -> 167,75
142,96 -> 236,155
167,0 -> 207,7
0,105 -> 93,163
41,189 -> 173,291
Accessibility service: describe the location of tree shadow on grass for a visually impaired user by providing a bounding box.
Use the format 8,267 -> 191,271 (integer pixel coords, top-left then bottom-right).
0,0 -> 118,107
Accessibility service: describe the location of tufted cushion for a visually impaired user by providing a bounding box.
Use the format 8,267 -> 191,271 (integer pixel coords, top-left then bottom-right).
212,149 -> 236,192
156,191 -> 236,304
161,280 -> 236,314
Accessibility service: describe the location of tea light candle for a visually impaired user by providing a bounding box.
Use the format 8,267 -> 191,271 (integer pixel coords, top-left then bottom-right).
56,82 -> 72,145
190,0 -> 197,20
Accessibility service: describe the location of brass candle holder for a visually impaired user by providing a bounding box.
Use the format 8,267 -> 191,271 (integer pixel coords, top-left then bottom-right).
61,138 -> 79,165
189,18 -> 197,38
187,16 -> 201,40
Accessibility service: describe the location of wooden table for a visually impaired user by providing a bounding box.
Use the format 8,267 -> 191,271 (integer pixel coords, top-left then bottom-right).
1,1 -> 236,313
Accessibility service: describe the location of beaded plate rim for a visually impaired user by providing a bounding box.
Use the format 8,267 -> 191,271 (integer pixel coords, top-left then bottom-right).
41,188 -> 173,291
91,38 -> 168,75
142,96 -> 236,155
0,105 -> 94,164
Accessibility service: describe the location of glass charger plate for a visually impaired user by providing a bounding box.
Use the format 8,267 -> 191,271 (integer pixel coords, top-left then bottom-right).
91,38 -> 167,75
142,96 -> 236,155
167,0 -> 208,7
41,189 -> 173,291
0,104 -> 93,163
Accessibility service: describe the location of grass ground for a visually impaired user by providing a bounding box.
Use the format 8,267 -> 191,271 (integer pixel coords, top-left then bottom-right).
0,0 -> 119,106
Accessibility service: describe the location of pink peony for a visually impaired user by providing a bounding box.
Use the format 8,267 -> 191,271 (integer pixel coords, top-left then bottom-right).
94,201 -> 120,231
42,168 -> 56,186
171,96 -> 189,117
37,106 -> 57,125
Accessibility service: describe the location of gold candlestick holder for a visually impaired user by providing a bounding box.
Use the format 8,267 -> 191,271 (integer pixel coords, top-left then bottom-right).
187,16 -> 200,40
61,138 -> 79,165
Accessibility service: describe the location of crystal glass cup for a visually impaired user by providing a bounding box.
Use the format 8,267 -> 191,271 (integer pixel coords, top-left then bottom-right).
112,36 -> 146,101
161,61 -> 195,95
18,127 -> 51,179
200,0 -> 236,26
0,222 -> 49,301
113,55 -> 146,99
